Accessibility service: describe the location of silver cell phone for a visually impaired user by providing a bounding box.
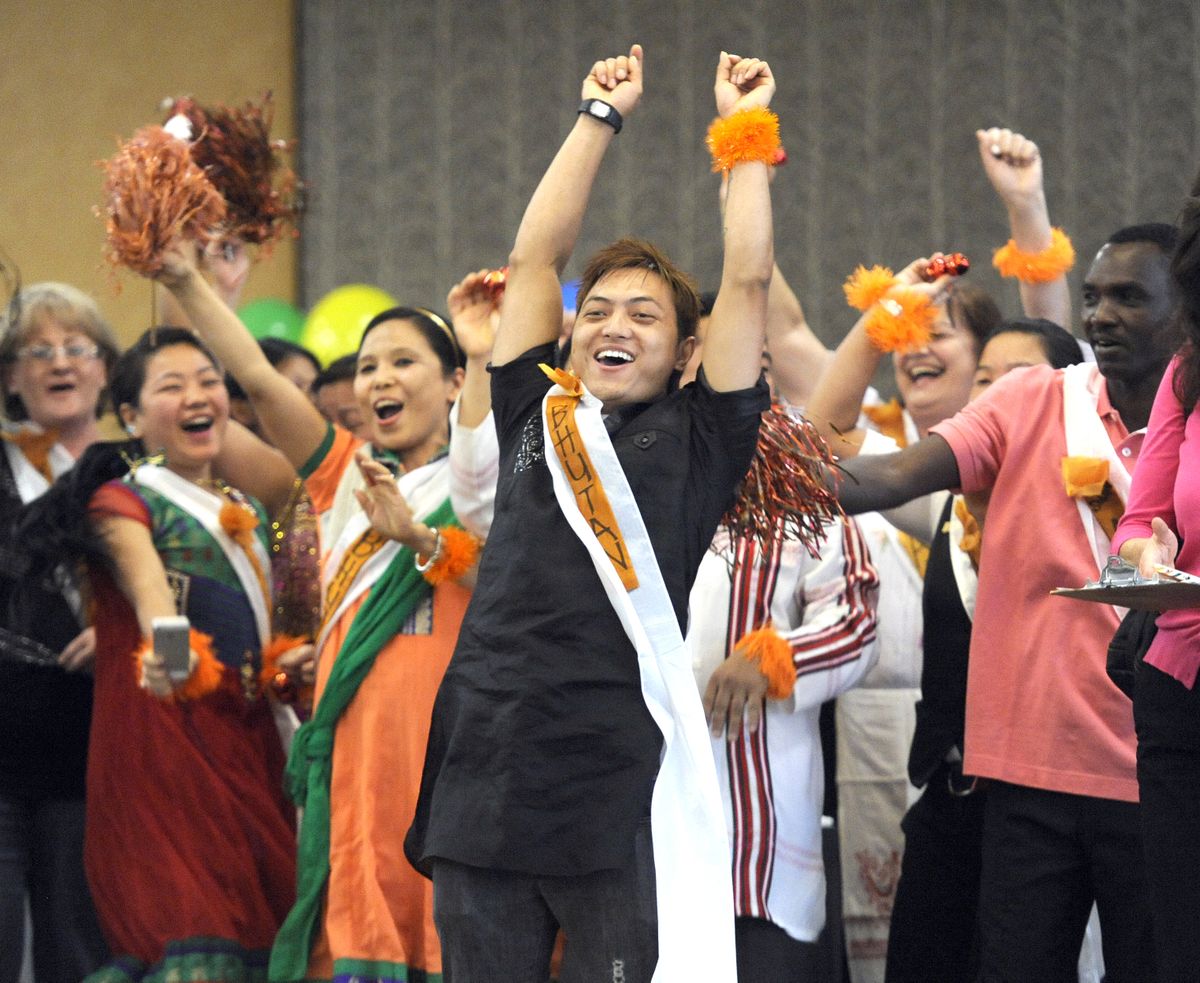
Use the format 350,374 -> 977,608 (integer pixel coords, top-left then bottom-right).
152,616 -> 191,682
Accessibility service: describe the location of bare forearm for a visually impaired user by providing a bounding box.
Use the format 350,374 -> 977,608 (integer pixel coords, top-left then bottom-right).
1006,192 -> 1071,326
456,355 -> 493,429
510,117 -> 613,274
168,272 -> 328,467
495,119 -> 616,366
704,161 -> 773,391
805,319 -> 882,454
765,265 -> 831,406
834,435 -> 960,515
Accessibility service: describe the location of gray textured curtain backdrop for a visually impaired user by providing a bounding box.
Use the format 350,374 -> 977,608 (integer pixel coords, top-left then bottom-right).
297,0 -> 1200,350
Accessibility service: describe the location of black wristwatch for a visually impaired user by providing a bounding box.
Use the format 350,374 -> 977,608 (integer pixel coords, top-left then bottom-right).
578,98 -> 623,134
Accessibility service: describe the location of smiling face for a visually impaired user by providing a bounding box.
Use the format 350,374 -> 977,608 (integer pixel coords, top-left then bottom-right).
893,303 -> 980,432
569,268 -> 695,409
3,314 -> 109,433
353,319 -> 462,467
1082,241 -> 1176,385
120,343 -> 229,481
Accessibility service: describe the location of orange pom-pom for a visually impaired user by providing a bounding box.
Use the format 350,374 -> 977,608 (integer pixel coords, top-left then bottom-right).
420,527 -> 481,586
843,265 -> 899,311
862,289 -> 935,353
735,625 -> 794,699
98,126 -> 227,276
992,227 -> 1075,283
706,107 -> 782,173
219,499 -> 259,546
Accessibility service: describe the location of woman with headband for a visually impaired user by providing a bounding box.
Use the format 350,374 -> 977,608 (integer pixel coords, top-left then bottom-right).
150,240 -> 482,983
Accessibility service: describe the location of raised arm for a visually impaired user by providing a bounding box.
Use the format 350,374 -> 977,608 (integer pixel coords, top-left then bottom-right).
448,270 -> 500,428
716,170 -> 831,406
155,241 -> 329,471
978,127 -> 1071,327
703,53 -> 776,392
805,258 -> 941,458
765,263 -> 833,406
494,44 -> 644,367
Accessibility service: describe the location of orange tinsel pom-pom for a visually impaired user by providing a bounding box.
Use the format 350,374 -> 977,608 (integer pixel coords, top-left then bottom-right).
863,289 -> 935,353
706,107 -> 782,173
420,527 -> 481,586
843,265 -> 899,311
992,227 -> 1075,283
131,628 -> 223,702
99,126 -> 227,277
219,499 -> 259,547
735,625 -> 795,700
721,404 -> 843,559
164,93 -> 301,248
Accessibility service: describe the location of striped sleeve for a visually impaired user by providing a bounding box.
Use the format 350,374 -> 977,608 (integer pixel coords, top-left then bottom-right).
770,517 -> 880,710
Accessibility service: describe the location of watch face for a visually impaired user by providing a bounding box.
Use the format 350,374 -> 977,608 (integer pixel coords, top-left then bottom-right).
589,102 -> 610,121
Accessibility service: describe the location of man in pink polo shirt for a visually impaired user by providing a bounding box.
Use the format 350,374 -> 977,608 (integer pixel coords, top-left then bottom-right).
833,223 -> 1179,982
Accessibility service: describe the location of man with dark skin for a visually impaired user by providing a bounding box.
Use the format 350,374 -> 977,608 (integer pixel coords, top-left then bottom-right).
833,226 -> 1177,982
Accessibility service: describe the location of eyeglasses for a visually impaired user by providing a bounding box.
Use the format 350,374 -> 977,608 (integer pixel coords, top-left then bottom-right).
17,342 -> 101,363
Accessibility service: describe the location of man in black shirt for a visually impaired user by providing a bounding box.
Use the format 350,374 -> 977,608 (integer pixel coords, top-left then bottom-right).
406,43 -> 777,982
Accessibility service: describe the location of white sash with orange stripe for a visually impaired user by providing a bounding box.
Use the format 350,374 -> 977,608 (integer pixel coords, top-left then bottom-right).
134,465 -> 272,648
540,373 -> 736,983
1062,363 -> 1133,620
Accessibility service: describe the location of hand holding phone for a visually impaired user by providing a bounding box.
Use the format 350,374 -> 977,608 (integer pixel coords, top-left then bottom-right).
152,616 -> 192,683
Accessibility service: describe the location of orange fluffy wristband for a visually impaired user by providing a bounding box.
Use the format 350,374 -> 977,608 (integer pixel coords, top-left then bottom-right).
420,527 -> 481,586
863,289 -> 935,353
706,107 -> 781,173
735,625 -> 795,700
992,227 -> 1075,283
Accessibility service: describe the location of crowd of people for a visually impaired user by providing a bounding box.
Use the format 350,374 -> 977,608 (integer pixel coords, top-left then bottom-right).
2,39 -> 1198,983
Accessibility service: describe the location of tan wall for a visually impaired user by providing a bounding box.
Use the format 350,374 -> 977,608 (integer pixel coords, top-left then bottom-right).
0,0 -> 296,349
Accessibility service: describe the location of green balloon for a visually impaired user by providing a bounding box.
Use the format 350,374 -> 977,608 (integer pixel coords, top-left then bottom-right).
238,298 -> 306,342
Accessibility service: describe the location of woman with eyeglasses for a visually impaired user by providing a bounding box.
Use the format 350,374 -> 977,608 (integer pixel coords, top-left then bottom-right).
0,282 -> 118,982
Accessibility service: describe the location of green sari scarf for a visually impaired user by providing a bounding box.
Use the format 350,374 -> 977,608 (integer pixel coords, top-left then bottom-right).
269,497 -> 458,981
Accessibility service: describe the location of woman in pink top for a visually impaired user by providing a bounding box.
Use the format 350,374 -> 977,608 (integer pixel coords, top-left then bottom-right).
1114,199 -> 1200,982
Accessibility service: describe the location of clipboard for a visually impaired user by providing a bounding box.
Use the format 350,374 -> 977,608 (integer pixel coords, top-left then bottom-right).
1053,562 -> 1200,611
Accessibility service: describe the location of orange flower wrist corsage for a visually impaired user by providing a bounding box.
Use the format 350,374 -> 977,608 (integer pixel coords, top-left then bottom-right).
415,526 -> 481,586
706,107 -> 781,172
992,228 -> 1075,283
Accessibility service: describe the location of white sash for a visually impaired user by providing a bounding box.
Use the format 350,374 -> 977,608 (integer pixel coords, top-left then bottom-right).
134,465 -> 272,648
1062,363 -> 1132,618
540,383 -> 737,983
315,456 -> 451,656
946,499 -> 978,621
4,436 -> 83,621
1062,363 -> 1132,572
3,434 -> 74,503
